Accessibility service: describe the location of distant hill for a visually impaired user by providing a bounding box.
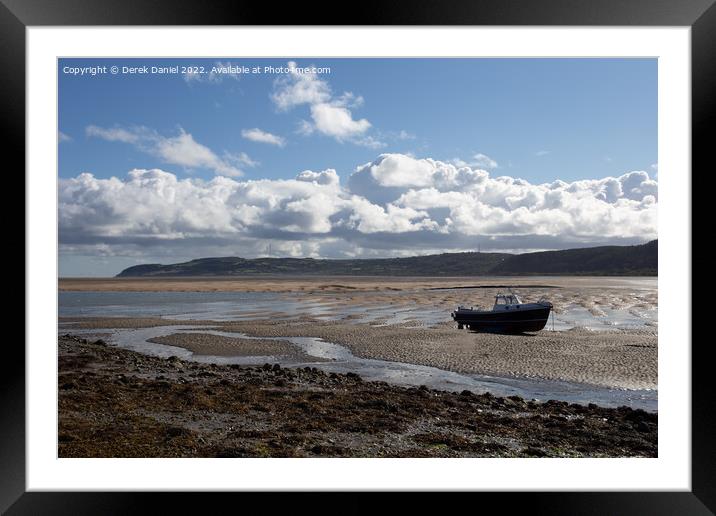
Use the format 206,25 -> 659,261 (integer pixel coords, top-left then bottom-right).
116,240 -> 657,277
490,240 -> 657,275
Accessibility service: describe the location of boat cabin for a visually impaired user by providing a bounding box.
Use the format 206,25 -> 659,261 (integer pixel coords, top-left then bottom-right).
493,292 -> 523,309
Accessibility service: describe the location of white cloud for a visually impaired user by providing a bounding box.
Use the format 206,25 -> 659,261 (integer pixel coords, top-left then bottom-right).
60,168 -> 345,242
296,120 -> 315,136
225,151 -> 259,168
59,131 -> 72,143
86,125 -> 245,177
472,153 -> 498,169
295,169 -> 340,186
335,91 -> 364,108
360,153 -> 435,188
309,103 -> 371,140
270,61 -> 331,110
152,131 -> 220,170
353,135 -> 387,149
536,150 -> 550,157
241,128 -> 286,147
347,153 -> 657,240
59,154 -> 658,262
450,153 -> 498,170
86,125 -> 141,144
271,61 -> 382,146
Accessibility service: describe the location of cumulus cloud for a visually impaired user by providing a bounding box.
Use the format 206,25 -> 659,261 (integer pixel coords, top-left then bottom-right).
347,154 -> 657,241
270,61 -> 380,146
451,153 -> 498,169
59,153 -> 658,262
472,153 -> 498,169
59,168 -> 345,245
295,169 -> 340,186
86,125 -> 247,177
241,128 -> 286,147
270,62 -> 331,110
309,103 -> 371,140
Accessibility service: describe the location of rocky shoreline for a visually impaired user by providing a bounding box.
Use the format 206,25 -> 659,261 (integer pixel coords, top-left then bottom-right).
58,335 -> 657,458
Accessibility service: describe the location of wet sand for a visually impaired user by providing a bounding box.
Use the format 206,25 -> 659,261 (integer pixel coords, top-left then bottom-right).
60,275 -> 563,292
59,275 -> 654,292
58,335 -> 657,458
148,332 -> 328,362
60,316 -> 217,328
59,276 -> 657,322
215,320 -> 657,390
62,316 -> 657,390
58,276 -> 658,457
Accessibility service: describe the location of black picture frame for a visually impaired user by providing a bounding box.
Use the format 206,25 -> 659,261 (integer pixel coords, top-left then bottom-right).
6,0 -> 709,512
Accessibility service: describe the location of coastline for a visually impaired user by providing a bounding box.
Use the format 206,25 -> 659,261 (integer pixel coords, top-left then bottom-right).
59,335 -> 657,458
58,275 -> 658,457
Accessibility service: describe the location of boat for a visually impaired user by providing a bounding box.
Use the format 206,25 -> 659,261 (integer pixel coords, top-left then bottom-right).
451,290 -> 553,333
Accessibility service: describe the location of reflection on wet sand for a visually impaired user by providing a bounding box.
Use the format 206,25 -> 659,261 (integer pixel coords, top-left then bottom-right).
59,276 -> 657,411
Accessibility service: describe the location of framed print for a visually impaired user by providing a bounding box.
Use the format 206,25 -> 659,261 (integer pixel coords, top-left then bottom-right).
7,0 -> 711,512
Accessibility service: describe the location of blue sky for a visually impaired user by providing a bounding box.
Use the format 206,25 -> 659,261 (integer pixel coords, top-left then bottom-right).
58,58 -> 658,276
59,58 -> 656,184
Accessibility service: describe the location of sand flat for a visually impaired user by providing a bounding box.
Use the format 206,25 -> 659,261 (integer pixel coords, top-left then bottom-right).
59,275 -> 655,293
148,332 -> 328,362
214,320 -> 658,390
59,276 -> 657,317
62,316 -> 657,390
59,276 -> 657,392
